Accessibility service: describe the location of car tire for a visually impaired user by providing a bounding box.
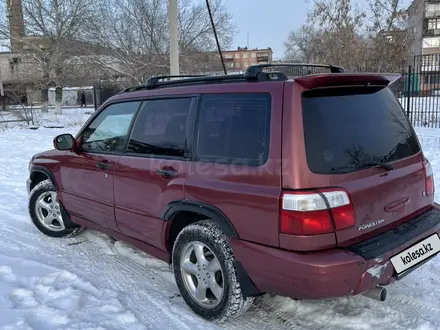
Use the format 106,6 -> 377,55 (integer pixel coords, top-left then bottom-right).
172,220 -> 254,322
29,179 -> 81,237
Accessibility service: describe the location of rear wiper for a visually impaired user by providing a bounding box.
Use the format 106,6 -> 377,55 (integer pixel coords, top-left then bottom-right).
331,161 -> 394,173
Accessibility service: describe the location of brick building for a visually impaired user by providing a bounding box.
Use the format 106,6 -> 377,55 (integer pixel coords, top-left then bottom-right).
222,47 -> 273,71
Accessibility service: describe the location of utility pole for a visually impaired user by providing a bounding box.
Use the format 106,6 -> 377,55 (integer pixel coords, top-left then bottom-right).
168,0 -> 179,76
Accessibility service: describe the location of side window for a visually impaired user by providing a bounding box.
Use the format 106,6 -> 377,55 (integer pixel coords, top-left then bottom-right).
127,98 -> 191,158
81,101 -> 139,153
197,93 -> 271,166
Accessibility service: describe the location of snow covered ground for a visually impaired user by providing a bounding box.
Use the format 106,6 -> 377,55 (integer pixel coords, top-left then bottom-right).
0,107 -> 92,129
1,113 -> 440,329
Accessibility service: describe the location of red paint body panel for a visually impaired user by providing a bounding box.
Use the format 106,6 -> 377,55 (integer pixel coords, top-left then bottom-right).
294,73 -> 401,89
71,215 -> 169,263
232,205 -> 440,299
113,156 -> 189,248
56,151 -> 120,231
279,233 -> 336,251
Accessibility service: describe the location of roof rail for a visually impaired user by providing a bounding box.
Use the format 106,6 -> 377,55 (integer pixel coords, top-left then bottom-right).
244,63 -> 345,79
146,74 -> 208,89
145,74 -> 249,89
139,71 -> 288,90
119,85 -> 148,94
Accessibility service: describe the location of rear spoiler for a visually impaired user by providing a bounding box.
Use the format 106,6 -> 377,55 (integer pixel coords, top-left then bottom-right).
295,73 -> 402,89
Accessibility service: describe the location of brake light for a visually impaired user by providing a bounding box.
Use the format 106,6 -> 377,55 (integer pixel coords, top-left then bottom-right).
423,159 -> 434,197
280,189 -> 355,235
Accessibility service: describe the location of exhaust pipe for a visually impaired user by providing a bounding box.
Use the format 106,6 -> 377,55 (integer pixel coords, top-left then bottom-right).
362,287 -> 387,302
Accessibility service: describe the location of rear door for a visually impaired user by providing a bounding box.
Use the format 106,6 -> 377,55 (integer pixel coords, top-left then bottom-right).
300,84 -> 431,246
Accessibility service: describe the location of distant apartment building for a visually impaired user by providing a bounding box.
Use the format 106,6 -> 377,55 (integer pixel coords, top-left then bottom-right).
408,0 -> 440,95
190,47 -> 273,75
408,0 -> 440,55
222,47 -> 273,71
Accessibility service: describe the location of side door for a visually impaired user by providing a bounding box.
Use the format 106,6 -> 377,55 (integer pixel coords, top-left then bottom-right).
113,97 -> 194,248
58,101 -> 140,231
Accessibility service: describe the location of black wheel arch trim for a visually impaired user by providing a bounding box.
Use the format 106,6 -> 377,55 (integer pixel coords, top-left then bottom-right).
162,201 -> 239,238
30,166 -> 57,188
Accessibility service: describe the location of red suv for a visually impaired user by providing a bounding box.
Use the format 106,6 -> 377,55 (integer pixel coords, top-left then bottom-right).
27,64 -> 440,322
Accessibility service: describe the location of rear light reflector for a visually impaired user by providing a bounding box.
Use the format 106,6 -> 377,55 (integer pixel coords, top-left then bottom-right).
280,189 -> 355,235
423,159 -> 434,197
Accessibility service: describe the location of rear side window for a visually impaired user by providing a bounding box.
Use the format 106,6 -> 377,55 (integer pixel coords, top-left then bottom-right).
302,87 -> 421,174
196,93 -> 271,166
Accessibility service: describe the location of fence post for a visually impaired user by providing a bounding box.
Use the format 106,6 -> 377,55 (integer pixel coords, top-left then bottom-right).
406,65 -> 412,118
93,85 -> 98,112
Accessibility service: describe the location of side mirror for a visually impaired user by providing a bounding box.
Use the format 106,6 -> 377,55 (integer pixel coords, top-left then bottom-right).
53,134 -> 76,151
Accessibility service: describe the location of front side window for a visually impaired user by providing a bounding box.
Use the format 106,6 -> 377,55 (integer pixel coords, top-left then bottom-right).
127,98 -> 191,158
80,102 -> 139,153
196,93 -> 271,166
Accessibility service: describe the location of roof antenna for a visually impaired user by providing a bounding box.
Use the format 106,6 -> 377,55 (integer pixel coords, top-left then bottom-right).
205,0 -> 227,75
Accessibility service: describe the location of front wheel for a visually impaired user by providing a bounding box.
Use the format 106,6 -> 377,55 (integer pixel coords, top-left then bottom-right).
172,220 -> 253,322
28,179 -> 81,237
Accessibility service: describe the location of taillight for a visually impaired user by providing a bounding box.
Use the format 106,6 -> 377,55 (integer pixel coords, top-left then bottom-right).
280,189 -> 355,235
423,159 -> 434,197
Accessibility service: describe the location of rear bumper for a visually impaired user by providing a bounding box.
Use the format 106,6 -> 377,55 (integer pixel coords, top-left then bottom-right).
231,204 -> 440,300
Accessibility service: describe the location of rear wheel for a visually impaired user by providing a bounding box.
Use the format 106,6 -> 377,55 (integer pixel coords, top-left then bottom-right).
29,179 -> 81,237
172,220 -> 253,322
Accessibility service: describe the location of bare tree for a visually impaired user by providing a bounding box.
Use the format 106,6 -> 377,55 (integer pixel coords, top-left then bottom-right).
0,0 -> 98,113
284,24 -> 320,62
285,0 -> 412,72
366,0 -> 413,72
0,0 -> 236,112
85,0 -> 237,84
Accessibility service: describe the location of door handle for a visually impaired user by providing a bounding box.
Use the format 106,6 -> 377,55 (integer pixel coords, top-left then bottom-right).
156,168 -> 177,178
96,161 -> 110,170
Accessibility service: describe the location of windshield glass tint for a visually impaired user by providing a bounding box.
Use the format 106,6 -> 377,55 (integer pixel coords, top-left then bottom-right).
302,86 -> 421,174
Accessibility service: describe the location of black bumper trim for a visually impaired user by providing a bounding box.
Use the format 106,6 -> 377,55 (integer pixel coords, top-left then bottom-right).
349,208 -> 440,260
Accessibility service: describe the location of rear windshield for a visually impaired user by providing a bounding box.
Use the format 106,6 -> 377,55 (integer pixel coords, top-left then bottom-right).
302,86 -> 421,174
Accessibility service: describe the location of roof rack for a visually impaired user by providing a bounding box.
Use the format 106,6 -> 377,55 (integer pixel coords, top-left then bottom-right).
244,63 -> 345,78
118,63 -> 345,94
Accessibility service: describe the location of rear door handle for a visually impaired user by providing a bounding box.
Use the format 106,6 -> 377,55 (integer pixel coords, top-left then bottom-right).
156,168 -> 177,178
96,161 -> 110,170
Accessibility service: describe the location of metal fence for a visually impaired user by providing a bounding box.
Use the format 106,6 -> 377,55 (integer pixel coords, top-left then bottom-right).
397,53 -> 440,128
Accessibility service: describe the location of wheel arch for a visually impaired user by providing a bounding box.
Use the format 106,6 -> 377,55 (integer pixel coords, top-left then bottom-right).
162,201 -> 239,251
29,166 -> 57,191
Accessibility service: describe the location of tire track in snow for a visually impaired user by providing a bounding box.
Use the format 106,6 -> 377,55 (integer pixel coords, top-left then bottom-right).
67,234 -> 199,330
71,231 -> 293,330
